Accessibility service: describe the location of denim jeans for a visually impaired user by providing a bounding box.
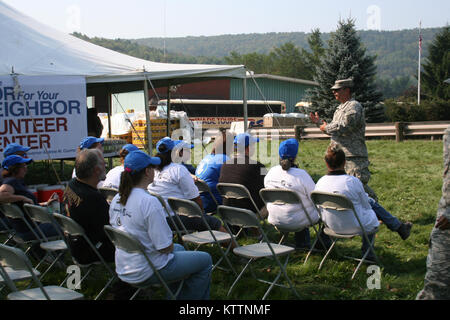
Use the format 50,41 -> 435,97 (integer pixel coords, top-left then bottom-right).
137,244 -> 212,300
368,198 -> 401,231
294,229 -> 311,248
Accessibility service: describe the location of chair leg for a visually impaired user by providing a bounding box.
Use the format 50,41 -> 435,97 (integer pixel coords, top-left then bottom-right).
212,242 -> 237,275
94,275 -> 117,300
227,258 -> 253,298
318,239 -> 337,271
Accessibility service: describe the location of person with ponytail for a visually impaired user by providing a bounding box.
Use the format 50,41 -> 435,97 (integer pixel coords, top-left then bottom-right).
264,139 -> 320,250
315,142 -> 413,261
109,150 -> 212,300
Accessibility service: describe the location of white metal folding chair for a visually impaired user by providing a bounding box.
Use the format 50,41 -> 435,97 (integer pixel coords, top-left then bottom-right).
310,191 -> 382,280
259,188 -> 328,264
195,179 -> 219,215
216,183 -> 264,221
217,205 -> 299,300
0,244 -> 83,300
0,203 -> 49,265
103,225 -> 186,300
98,187 -> 119,204
52,213 -> 117,300
0,209 -> 16,246
167,197 -> 236,275
23,204 -> 68,280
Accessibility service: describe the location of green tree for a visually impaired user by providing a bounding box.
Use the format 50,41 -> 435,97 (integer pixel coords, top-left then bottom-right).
269,42 -> 311,79
307,19 -> 384,122
302,29 -> 325,79
421,26 -> 450,100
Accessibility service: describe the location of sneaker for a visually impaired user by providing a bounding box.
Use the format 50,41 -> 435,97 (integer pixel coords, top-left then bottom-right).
397,222 -> 413,240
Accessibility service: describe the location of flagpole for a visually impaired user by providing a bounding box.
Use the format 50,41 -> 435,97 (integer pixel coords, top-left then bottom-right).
418,21 -> 422,105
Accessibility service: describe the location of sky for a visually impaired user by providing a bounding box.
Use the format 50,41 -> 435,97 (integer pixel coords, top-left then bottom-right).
3,0 -> 449,39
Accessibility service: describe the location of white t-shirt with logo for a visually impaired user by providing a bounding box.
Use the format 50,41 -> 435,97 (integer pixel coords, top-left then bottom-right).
101,166 -> 124,190
314,174 -> 379,235
147,163 -> 199,216
109,188 -> 174,284
264,165 -> 320,230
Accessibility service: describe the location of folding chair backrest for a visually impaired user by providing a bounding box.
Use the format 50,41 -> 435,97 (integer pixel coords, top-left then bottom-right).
23,204 -> 52,225
148,191 -> 171,214
310,191 -> 354,211
195,180 -> 219,206
310,191 -> 367,232
167,197 -> 203,218
0,203 -> 25,220
52,213 -> 86,237
217,205 -> 260,229
103,225 -> 144,255
216,183 -> 262,219
0,243 -> 31,272
216,183 -> 251,200
98,187 -> 119,203
259,188 -> 301,205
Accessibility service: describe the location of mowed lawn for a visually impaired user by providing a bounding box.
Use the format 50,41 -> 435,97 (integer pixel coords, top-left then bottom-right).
6,138 -> 444,300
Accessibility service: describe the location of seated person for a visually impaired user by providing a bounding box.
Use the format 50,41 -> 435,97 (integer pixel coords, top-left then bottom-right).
172,140 -> 196,175
1,142 -> 31,187
147,137 -> 226,234
63,148 -> 134,299
101,144 -> 139,190
71,136 -> 104,179
218,132 -> 267,218
195,132 -> 232,214
314,142 -> 413,258
63,149 -> 113,264
110,150 -> 212,300
264,139 -> 320,249
0,155 -> 59,258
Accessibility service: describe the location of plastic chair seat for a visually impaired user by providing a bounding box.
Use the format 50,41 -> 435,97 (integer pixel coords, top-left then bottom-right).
0,267 -> 40,283
40,240 -> 67,251
7,285 -> 84,300
182,230 -> 231,245
233,243 -> 295,259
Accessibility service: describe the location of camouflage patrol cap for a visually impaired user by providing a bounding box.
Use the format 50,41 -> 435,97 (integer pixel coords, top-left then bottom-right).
331,78 -> 354,90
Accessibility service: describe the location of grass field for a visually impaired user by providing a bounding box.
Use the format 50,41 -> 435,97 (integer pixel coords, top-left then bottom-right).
3,138 -> 444,300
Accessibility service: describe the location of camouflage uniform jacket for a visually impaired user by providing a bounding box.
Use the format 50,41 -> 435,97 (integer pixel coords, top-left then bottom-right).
325,99 -> 368,158
439,127 -> 450,221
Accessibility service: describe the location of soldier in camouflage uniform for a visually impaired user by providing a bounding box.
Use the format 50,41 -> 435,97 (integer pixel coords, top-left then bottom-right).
416,126 -> 450,300
310,78 -> 378,201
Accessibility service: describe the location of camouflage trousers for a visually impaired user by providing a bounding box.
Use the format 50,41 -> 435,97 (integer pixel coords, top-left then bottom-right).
416,214 -> 450,299
345,157 -> 378,202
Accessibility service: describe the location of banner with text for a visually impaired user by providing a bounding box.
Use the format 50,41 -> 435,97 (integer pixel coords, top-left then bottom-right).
0,75 -> 87,161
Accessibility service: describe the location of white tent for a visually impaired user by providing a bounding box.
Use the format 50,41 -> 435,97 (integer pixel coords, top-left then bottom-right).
0,1 -> 245,82
0,1 -> 248,154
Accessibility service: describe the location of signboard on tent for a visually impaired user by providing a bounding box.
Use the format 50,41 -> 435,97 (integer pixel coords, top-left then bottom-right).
0,75 -> 87,161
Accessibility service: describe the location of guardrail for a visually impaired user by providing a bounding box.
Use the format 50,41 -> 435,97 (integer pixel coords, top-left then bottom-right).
252,121 -> 450,141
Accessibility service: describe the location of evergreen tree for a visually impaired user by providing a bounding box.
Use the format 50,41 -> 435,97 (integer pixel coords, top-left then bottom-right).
302,29 -> 325,79
307,19 -> 384,122
421,26 -> 450,100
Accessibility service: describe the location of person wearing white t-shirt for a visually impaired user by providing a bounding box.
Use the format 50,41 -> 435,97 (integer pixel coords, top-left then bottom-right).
314,142 -> 413,259
148,137 -> 226,233
264,139 -> 320,250
109,150 -> 212,300
101,144 -> 139,190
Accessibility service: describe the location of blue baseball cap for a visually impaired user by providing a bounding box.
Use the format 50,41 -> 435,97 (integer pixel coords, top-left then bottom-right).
156,137 -> 175,154
279,139 -> 299,160
2,155 -> 33,170
124,150 -> 161,174
79,136 -> 104,150
3,143 -> 31,157
234,133 -> 259,147
121,144 -> 139,153
173,140 -> 194,149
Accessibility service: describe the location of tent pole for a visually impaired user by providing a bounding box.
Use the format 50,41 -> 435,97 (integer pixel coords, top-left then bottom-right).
107,90 -> 113,169
143,78 -> 153,155
243,77 -> 248,132
167,85 -> 171,137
